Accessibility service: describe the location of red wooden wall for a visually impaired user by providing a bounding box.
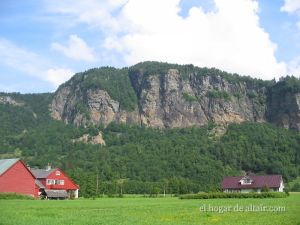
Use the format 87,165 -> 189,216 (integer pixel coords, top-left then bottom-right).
0,161 -> 38,197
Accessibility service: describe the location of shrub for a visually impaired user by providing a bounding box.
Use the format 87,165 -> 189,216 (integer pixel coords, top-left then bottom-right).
206,90 -> 231,101
291,183 -> 300,192
179,192 -> 288,199
182,93 -> 197,102
0,193 -> 34,200
261,185 -> 270,192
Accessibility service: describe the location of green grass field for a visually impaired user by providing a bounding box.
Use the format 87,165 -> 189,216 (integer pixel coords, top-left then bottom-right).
0,193 -> 299,225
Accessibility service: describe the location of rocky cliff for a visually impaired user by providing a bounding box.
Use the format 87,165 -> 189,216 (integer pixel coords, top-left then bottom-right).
0,95 -> 24,106
50,62 -> 300,130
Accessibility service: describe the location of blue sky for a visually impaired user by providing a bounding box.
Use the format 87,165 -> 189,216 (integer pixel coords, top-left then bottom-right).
0,0 -> 300,93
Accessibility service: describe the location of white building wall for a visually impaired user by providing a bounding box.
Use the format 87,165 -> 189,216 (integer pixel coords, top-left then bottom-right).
240,189 -> 253,193
279,181 -> 284,192
74,189 -> 79,198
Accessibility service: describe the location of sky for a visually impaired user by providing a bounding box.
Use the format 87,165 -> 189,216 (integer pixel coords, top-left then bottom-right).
0,0 -> 300,93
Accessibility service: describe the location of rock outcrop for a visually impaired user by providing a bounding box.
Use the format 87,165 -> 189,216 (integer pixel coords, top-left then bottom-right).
129,68 -> 266,128
268,91 -> 300,131
0,96 -> 24,106
50,83 -> 140,127
72,132 -> 106,145
49,62 -> 300,131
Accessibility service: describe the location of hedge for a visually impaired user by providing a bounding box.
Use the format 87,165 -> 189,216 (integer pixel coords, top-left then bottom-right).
0,193 -> 35,200
179,192 -> 288,199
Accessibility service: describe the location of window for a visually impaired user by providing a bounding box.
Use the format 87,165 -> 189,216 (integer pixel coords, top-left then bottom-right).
55,171 -> 61,176
47,179 -> 64,185
240,177 -> 253,185
47,179 -> 55,185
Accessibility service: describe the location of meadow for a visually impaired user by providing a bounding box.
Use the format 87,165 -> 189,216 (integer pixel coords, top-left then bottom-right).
0,193 -> 299,225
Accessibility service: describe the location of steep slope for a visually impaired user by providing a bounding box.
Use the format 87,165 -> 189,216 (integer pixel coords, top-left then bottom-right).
267,76 -> 300,131
51,62 -> 274,129
50,67 -> 140,127
129,62 -> 268,128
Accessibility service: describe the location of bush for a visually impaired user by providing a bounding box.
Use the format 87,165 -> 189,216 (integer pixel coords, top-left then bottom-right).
179,192 -> 288,199
261,185 -> 270,192
0,193 -> 34,200
291,183 -> 300,192
206,90 -> 231,101
182,93 -> 197,102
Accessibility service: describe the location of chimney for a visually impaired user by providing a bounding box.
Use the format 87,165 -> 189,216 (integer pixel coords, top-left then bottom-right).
46,163 -> 51,171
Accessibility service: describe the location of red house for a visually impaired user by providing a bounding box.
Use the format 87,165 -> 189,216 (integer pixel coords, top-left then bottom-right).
0,158 -> 39,197
0,158 -> 79,199
31,165 -> 79,199
221,173 -> 284,193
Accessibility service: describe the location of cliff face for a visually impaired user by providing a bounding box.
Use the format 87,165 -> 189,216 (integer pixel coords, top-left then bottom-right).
0,95 -> 24,106
268,89 -> 300,131
49,62 -> 300,130
129,68 -> 266,128
51,85 -> 140,127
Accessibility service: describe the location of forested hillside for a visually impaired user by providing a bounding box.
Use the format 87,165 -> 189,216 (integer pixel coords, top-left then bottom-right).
1,62 -> 300,196
0,92 -> 299,196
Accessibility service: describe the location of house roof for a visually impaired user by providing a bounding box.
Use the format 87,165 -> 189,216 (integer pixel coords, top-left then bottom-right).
44,189 -> 68,198
35,179 -> 45,189
221,175 -> 282,189
0,158 -> 19,176
31,169 -> 56,178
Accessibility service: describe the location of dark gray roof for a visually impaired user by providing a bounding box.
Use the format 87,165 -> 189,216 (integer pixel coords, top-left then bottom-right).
35,179 -> 45,188
45,189 -> 68,198
31,169 -> 55,178
0,158 -> 19,175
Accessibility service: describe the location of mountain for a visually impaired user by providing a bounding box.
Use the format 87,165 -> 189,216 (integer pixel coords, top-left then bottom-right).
50,61 -> 300,130
0,61 -> 300,196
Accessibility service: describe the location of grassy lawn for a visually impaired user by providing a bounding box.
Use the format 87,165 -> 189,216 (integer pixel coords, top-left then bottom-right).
0,193 -> 299,225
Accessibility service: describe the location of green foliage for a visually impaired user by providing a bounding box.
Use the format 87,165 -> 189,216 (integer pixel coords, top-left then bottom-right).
67,67 -> 138,111
291,183 -> 300,192
206,90 -> 231,100
180,192 -> 288,199
271,76 -> 300,95
261,185 -> 270,192
247,91 -> 257,99
216,122 -> 300,181
129,62 -> 273,88
0,193 -> 34,200
1,95 -> 300,196
288,177 -> 300,192
182,93 -> 197,102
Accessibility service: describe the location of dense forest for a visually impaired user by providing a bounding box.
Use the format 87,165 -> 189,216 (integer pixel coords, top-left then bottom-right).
1,62 -> 300,196
0,92 -> 300,196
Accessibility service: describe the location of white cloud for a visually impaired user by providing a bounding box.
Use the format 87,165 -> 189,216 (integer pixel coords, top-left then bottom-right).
0,38 -> 74,89
287,56 -> 300,76
44,0 -> 290,79
0,38 -> 44,76
51,35 -> 97,62
281,0 -> 300,76
281,0 -> 300,14
46,68 -> 74,87
43,0 -> 126,32
103,0 -> 286,79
